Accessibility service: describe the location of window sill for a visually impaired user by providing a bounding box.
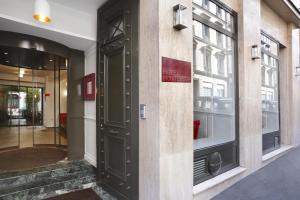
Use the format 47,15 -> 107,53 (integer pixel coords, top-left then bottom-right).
262,145 -> 294,162
193,166 -> 246,195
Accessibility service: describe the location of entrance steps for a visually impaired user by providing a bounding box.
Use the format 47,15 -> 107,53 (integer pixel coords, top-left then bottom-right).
0,160 -> 114,200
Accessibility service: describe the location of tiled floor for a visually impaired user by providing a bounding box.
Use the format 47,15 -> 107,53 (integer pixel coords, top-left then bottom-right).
213,146 -> 300,200
0,126 -> 67,149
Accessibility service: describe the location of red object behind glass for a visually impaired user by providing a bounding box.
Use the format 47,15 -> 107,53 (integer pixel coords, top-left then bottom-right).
194,120 -> 200,140
59,113 -> 67,128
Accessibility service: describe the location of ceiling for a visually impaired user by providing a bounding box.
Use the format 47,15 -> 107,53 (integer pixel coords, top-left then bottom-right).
0,64 -> 50,78
0,46 -> 68,71
50,0 -> 107,14
0,17 -> 95,51
0,0 -> 108,51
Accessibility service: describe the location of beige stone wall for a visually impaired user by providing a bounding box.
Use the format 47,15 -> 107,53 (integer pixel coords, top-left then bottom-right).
139,0 -> 300,199
158,0 -> 193,199
193,0 -> 300,199
261,1 -> 288,46
221,0 -> 239,12
139,0 -> 160,199
139,0 -> 193,199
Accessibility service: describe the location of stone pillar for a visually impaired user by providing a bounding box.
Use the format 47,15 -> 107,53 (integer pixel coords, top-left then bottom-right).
139,0 -> 160,199
238,0 -> 262,171
139,0 -> 193,199
290,24 -> 300,146
158,0 -> 193,199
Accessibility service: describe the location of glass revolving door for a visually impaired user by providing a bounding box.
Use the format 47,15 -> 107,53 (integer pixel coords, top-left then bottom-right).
0,46 -> 68,150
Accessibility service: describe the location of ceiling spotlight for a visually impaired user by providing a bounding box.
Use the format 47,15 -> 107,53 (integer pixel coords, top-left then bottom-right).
5,60 -> 9,63
33,0 -> 51,23
49,59 -> 53,62
4,52 -> 8,55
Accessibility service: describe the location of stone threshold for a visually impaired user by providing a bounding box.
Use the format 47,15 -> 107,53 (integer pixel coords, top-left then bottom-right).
193,166 -> 246,195
262,145 -> 294,162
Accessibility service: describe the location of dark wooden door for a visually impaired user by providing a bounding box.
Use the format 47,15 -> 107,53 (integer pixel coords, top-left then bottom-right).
97,0 -> 139,199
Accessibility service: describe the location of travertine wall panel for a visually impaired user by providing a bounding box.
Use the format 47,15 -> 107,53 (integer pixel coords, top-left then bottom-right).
159,0 -> 193,199
139,0 -> 160,199
261,1 -> 288,45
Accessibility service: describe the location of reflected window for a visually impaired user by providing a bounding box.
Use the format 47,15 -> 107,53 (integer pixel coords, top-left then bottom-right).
261,32 -> 280,154
216,53 -> 225,75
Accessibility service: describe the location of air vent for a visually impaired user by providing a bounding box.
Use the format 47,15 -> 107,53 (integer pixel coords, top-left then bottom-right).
193,158 -> 207,178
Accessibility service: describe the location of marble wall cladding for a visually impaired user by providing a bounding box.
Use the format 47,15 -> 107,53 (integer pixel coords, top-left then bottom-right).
290,26 -> 300,146
139,0 -> 160,199
139,0 -> 193,199
261,1 -> 288,46
194,0 -> 300,199
139,0 -> 300,199
158,0 -> 193,199
237,0 -> 262,171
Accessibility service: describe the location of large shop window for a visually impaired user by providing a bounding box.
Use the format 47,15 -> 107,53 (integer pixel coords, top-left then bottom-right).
193,0 -> 238,185
261,33 -> 280,154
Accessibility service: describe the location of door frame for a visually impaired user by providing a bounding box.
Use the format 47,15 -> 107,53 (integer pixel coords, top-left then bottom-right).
96,0 -> 139,199
0,31 -> 85,160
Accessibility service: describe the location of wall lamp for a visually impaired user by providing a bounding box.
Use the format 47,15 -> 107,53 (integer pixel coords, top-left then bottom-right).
173,4 -> 187,30
295,66 -> 300,77
251,45 -> 260,60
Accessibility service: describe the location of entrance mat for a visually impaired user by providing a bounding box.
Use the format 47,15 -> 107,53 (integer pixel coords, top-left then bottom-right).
0,147 -> 66,172
45,188 -> 102,200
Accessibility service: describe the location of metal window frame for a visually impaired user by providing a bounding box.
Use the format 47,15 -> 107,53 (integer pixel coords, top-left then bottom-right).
193,0 -> 239,185
260,30 -> 281,154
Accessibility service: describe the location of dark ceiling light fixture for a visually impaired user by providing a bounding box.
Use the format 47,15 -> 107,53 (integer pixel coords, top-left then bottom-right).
33,0 -> 51,23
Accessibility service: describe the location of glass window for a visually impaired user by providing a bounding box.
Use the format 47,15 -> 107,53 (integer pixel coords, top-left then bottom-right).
193,0 -> 237,185
193,0 -> 234,33
261,33 -> 280,153
193,1 -> 236,150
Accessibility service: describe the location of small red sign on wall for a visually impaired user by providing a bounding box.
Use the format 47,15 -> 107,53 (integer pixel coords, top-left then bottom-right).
162,57 -> 191,83
83,73 -> 96,101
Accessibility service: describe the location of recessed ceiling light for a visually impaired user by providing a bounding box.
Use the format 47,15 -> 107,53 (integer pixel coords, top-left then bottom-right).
4,52 -> 8,55
33,0 -> 51,23
5,61 -> 9,63
49,59 -> 53,62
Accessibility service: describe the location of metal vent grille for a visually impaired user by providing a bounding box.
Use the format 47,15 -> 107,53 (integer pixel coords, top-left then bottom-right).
194,158 -> 207,178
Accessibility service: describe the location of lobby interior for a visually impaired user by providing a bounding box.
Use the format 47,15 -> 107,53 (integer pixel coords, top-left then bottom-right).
0,45 -> 69,170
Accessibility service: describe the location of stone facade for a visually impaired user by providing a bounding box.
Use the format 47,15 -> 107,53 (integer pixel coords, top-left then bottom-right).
138,0 -> 300,199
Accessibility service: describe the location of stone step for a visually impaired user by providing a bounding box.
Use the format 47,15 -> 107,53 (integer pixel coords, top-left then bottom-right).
0,162 -> 94,191
0,160 -> 86,180
0,175 -> 96,200
0,168 -> 95,196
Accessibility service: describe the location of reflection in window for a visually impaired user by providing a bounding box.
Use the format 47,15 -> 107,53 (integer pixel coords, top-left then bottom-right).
261,34 -> 280,138
201,46 -> 212,72
216,53 -> 225,75
203,25 -> 210,41
193,2 -> 236,150
193,0 -> 234,32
